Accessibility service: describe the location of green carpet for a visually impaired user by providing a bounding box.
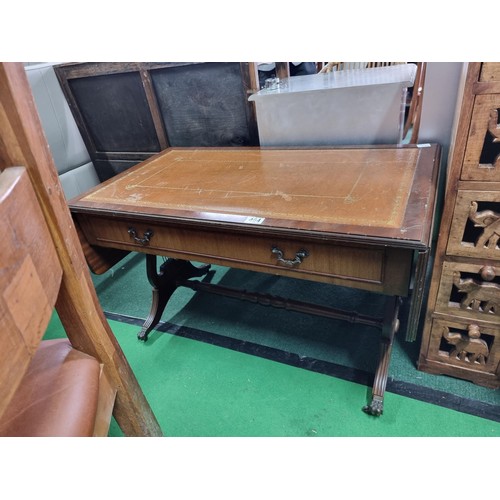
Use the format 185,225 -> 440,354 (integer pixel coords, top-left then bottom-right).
46,313 -> 500,437
91,252 -> 500,409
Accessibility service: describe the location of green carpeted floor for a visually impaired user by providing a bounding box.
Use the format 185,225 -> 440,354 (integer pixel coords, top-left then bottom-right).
91,252 -> 500,407
46,313 -> 500,436
43,251 -> 500,436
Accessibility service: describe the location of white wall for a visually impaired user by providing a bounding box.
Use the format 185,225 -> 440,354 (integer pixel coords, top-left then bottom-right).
418,62 -> 466,239
418,62 -> 465,168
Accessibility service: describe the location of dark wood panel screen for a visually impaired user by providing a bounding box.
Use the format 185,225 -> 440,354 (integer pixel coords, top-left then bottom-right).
54,62 -> 259,182
69,71 -> 161,153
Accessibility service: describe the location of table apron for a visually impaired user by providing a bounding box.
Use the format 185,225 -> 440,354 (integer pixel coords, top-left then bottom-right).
77,215 -> 413,296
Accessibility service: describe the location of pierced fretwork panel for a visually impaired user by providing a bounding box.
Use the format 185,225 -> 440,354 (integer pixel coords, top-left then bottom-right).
439,324 -> 493,366
436,261 -> 500,320
426,317 -> 499,373
435,321 -> 497,374
425,317 -> 500,380
479,108 -> 500,165
452,271 -> 500,315
463,95 -> 500,181
448,191 -> 500,259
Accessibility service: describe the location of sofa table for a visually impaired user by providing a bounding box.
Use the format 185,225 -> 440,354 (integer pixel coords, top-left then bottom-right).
69,145 -> 441,415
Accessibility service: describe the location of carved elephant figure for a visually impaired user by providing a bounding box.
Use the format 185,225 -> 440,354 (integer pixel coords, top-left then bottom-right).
468,201 -> 500,249
442,325 -> 489,365
453,271 -> 500,313
487,107 -> 500,168
488,107 -> 500,143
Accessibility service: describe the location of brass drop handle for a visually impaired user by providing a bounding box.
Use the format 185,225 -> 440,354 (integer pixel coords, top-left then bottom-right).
271,246 -> 309,267
128,227 -> 154,246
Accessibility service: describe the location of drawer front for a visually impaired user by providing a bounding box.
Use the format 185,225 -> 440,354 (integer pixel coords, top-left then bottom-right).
436,260 -> 500,321
462,94 -> 500,181
480,63 -> 500,83
78,216 -> 412,295
447,189 -> 500,259
424,316 -> 499,379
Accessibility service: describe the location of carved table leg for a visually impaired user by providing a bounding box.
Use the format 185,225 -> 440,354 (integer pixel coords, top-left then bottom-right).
138,255 -> 211,341
362,296 -> 402,416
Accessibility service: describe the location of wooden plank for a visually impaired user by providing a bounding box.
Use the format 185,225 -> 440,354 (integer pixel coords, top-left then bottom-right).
275,62 -> 290,79
239,62 -> 260,145
0,168 -> 63,418
93,366 -> 117,437
473,81 -> 500,95
479,62 -> 500,82
0,62 -> 162,437
140,69 -> 169,150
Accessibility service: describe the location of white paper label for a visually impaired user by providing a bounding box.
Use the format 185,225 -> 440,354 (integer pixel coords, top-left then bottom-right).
244,216 -> 265,224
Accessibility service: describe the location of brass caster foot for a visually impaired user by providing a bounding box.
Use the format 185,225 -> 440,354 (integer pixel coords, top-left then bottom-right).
362,397 -> 384,416
137,330 -> 149,342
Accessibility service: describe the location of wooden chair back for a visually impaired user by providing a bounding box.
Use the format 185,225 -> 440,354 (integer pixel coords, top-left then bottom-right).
0,166 -> 116,436
0,62 -> 161,436
0,167 -> 63,419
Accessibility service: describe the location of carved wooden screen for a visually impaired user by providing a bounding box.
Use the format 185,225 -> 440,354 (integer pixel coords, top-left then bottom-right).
462,94 -> 500,181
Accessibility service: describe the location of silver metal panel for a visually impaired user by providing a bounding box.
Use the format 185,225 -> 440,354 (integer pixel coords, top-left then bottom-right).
249,64 -> 417,147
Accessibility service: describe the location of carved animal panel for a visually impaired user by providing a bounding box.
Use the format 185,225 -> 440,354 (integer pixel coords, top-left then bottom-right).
442,324 -> 489,365
453,271 -> 500,314
488,108 -> 500,143
468,201 -> 500,249
486,107 -> 500,168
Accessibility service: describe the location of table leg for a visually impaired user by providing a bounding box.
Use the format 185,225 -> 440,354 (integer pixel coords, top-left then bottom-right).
362,296 -> 402,416
138,255 -> 211,341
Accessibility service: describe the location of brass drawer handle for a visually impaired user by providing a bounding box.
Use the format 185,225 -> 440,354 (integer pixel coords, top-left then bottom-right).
128,227 -> 154,246
271,246 -> 309,267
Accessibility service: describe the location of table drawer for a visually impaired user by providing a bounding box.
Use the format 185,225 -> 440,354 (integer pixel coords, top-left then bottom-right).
77,216 -> 412,295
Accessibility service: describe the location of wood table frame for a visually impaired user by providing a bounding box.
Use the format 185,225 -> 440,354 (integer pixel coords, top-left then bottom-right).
69,145 -> 441,416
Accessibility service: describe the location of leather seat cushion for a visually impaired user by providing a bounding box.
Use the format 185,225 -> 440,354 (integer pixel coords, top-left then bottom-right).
0,339 -> 101,437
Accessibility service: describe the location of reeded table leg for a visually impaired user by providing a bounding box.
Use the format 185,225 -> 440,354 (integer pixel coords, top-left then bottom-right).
362,296 -> 402,416
138,256 -> 211,341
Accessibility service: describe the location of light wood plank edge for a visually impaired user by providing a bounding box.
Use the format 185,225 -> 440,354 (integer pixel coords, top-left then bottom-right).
0,62 -> 162,437
93,366 -> 118,437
